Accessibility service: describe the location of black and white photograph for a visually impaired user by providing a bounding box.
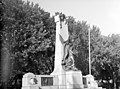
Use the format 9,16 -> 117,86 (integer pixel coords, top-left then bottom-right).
0,0 -> 120,89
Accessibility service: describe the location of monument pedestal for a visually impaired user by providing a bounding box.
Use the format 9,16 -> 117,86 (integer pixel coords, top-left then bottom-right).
51,72 -> 66,89
22,73 -> 39,89
83,74 -> 102,89
22,73 -> 59,89
66,71 -> 84,89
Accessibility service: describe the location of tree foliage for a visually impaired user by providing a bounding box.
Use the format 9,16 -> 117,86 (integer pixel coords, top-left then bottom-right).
1,0 -> 55,88
91,34 -> 120,88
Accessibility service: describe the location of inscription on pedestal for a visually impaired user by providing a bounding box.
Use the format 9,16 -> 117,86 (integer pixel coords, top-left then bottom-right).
41,77 -> 53,86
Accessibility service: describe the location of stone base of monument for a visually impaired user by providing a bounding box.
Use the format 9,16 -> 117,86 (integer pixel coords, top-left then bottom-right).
22,71 -> 84,89
22,73 -> 59,89
51,70 -> 84,89
66,71 -> 84,89
83,74 -> 102,89
22,72 -> 102,89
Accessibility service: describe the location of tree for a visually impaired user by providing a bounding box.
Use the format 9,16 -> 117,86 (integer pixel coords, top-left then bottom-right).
91,34 -> 120,88
1,0 -> 55,88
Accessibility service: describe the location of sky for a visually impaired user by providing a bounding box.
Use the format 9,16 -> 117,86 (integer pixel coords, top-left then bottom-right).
24,0 -> 120,36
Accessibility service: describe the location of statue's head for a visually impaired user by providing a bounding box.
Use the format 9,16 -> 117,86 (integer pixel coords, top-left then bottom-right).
55,12 -> 66,22
59,13 -> 66,22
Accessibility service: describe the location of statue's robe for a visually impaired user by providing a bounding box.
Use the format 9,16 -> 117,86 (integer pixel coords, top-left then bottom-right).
59,35 -> 77,71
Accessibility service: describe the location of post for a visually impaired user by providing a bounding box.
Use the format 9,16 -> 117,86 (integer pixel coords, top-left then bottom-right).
89,28 -> 91,74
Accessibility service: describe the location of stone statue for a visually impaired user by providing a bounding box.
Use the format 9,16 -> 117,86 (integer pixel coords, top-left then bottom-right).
51,13 -> 83,89
52,12 -> 78,74
59,28 -> 78,71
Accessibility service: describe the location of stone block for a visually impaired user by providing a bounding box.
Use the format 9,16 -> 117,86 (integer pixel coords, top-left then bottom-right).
66,71 -> 84,89
22,73 -> 39,89
22,73 -> 59,89
83,74 -> 100,89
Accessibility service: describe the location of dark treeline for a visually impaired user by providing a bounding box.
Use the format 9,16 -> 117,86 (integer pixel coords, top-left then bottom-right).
0,0 -> 120,89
